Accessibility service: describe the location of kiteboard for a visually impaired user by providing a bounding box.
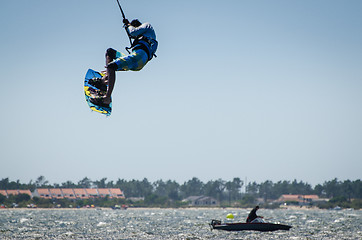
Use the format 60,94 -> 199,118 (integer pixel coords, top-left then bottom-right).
84,69 -> 112,116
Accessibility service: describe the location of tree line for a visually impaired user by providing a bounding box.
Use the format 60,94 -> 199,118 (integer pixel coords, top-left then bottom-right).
246,178 -> 361,201
1,176 -> 361,203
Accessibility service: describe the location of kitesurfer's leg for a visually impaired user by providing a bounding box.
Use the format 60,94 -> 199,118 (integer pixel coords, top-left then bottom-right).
100,48 -> 119,105
103,48 -> 117,83
100,48 -> 148,105
103,67 -> 115,105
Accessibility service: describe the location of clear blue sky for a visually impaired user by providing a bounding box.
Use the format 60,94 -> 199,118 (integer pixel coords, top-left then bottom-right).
1,0 -> 361,186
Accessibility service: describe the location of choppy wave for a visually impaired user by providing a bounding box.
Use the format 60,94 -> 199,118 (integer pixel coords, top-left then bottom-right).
0,208 -> 361,239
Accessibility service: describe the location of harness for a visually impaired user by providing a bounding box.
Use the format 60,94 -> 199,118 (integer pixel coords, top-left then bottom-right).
127,35 -> 158,61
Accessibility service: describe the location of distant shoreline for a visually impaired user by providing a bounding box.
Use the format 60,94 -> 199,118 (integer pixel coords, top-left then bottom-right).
0,206 -> 349,211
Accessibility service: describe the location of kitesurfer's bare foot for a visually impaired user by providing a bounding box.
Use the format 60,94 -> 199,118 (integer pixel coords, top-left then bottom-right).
90,97 -> 110,108
102,74 -> 109,84
103,97 -> 111,105
89,77 -> 107,91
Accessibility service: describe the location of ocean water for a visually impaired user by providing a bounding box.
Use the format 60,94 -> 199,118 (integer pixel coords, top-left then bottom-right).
0,208 -> 361,239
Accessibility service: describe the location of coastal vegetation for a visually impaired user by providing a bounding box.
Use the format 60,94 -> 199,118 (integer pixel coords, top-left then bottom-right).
0,177 -> 361,209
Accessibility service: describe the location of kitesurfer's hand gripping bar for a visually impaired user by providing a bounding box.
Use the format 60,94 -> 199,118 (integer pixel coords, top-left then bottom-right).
115,0 -> 133,51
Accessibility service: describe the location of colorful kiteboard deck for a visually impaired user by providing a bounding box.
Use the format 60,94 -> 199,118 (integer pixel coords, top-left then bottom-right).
84,69 -> 112,116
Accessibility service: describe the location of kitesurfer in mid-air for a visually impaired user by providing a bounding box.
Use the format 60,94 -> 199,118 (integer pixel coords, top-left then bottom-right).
90,18 -> 158,107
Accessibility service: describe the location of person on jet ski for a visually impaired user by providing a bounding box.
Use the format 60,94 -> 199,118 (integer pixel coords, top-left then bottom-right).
246,205 -> 264,223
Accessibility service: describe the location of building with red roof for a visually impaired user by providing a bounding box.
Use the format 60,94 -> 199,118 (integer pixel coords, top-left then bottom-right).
61,188 -> 76,199
0,190 -> 8,197
1,188 -> 125,200
49,188 -> 64,199
109,188 -> 125,198
85,188 -> 98,198
277,194 -> 319,204
73,189 -> 88,199
97,188 -> 111,198
33,189 -> 51,199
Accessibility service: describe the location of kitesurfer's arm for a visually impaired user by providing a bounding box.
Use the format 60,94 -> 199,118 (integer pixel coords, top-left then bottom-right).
127,24 -> 147,38
124,19 -> 156,40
